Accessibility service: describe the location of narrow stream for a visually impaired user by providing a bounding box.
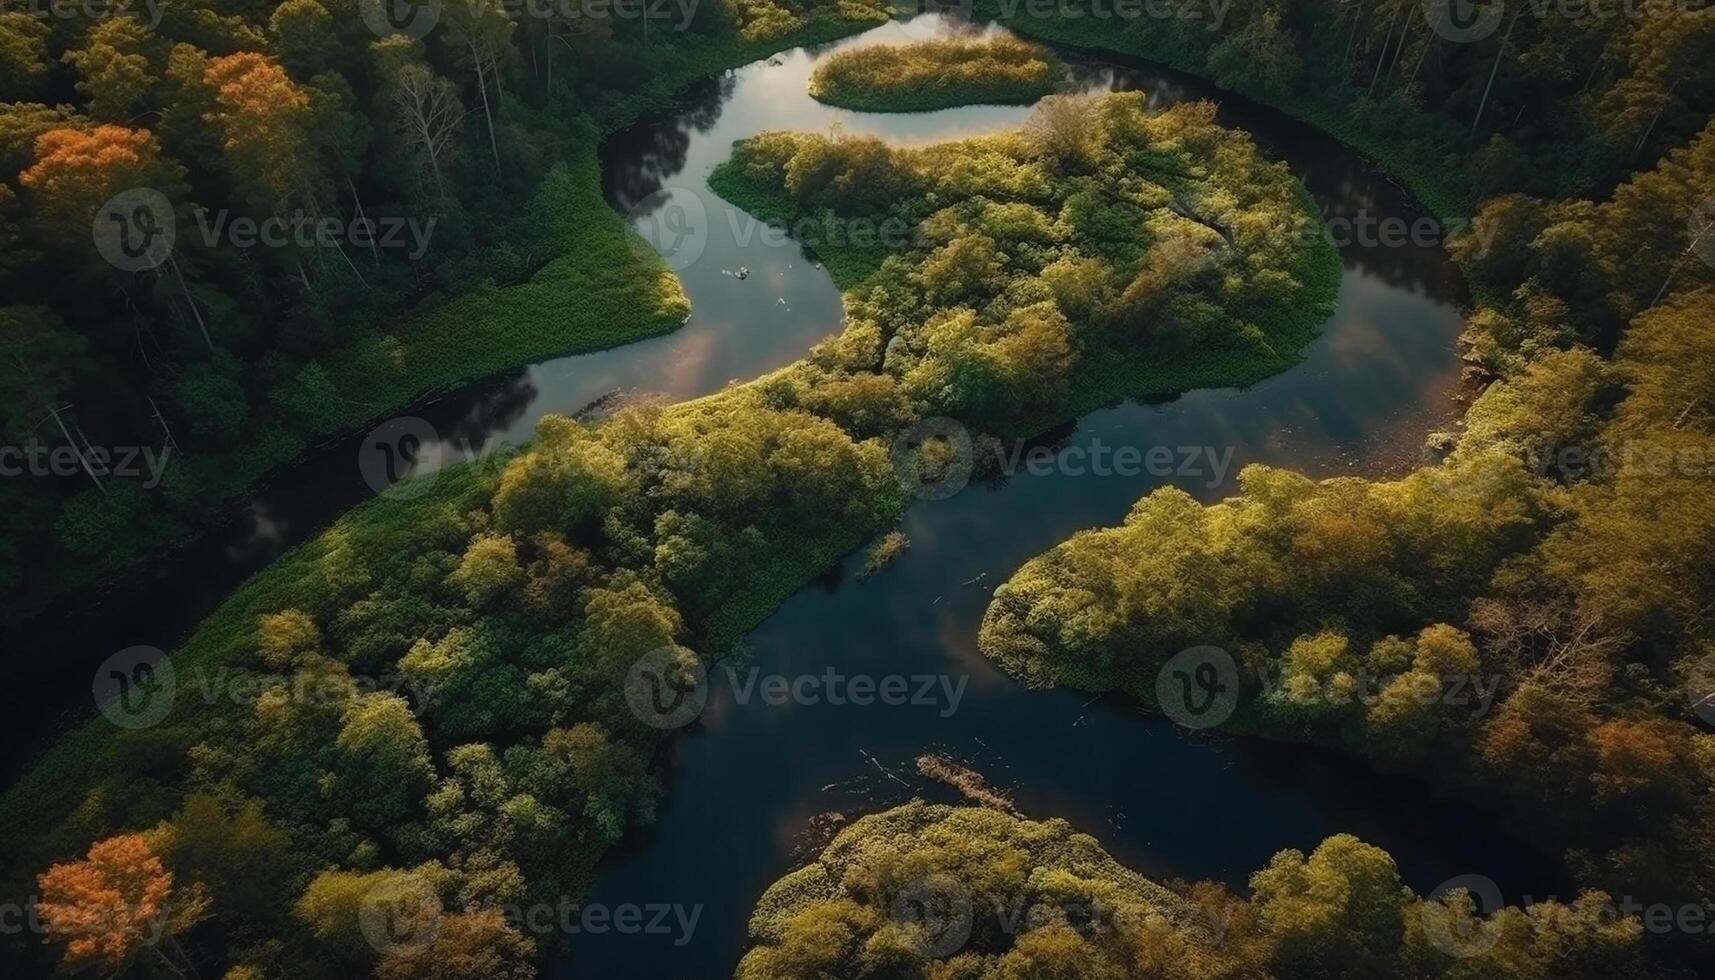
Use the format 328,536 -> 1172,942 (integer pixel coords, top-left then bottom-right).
8,15 -> 1558,971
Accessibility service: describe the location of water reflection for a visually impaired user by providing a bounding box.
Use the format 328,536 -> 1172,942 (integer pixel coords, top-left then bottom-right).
9,23 -> 1506,950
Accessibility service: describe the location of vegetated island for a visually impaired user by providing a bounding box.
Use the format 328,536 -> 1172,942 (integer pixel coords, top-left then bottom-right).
0,93 -> 1335,979
808,37 -> 1064,112
710,91 -> 1339,425
735,801 -> 1645,980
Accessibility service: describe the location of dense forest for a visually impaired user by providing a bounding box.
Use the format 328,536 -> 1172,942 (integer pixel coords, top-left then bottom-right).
0,74 -> 1334,978
5,0 -> 1715,977
0,0 -> 896,614
980,1 -> 1715,972
738,802 -> 1650,979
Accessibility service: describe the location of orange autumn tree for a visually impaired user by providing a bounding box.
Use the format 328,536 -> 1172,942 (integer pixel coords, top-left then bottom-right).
17,125 -> 185,252
202,52 -> 321,216
36,834 -> 176,973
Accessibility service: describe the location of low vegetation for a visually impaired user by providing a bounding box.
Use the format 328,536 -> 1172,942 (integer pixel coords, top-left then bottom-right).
808,36 -> 1063,112
0,91 -> 1336,978
737,801 -> 1650,980
860,529 -> 908,578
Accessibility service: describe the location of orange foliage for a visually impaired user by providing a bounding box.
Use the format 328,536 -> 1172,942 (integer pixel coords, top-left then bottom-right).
17,126 -> 177,246
36,834 -> 174,972
203,52 -> 315,207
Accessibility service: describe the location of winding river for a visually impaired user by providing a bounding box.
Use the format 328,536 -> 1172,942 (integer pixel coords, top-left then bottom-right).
7,13 -> 1558,974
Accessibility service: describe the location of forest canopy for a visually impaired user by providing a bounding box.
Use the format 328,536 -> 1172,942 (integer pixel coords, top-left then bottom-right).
737,801 -> 1650,980
0,81 -> 1336,980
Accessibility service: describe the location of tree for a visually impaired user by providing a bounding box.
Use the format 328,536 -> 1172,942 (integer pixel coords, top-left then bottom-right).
438,0 -> 514,174
333,692 -> 435,828
269,0 -> 338,77
61,17 -> 161,122
1023,94 -> 1107,173
17,124 -> 185,253
375,907 -> 535,980
1250,835 -> 1406,979
388,61 -> 466,200
203,52 -> 321,216
36,834 -> 199,976
448,532 -> 525,607
0,12 -> 52,97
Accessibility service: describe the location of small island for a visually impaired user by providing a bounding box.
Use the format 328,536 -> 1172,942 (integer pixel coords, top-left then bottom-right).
736,801 -> 1638,979
808,37 -> 1064,112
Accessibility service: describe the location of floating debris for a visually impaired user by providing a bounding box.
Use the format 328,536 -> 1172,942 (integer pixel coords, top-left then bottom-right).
735,266 -> 750,279
916,754 -> 1021,816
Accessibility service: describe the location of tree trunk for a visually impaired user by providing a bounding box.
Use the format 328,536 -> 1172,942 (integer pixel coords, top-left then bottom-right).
1386,17 -> 1412,90
1632,79 -> 1680,160
1471,5 -> 1523,138
1344,0 -> 1367,67
473,48 -> 502,173
348,174 -> 380,264
1369,5 -> 1401,97
47,405 -> 105,495
1406,32 -> 1436,92
166,255 -> 212,353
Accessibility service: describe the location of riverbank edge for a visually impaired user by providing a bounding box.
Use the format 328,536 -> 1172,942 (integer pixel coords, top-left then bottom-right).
13,11 -> 893,623
993,14 -> 1471,227
1,51 -> 1343,903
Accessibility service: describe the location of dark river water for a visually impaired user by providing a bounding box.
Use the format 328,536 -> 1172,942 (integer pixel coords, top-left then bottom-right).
6,13 -> 1558,975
